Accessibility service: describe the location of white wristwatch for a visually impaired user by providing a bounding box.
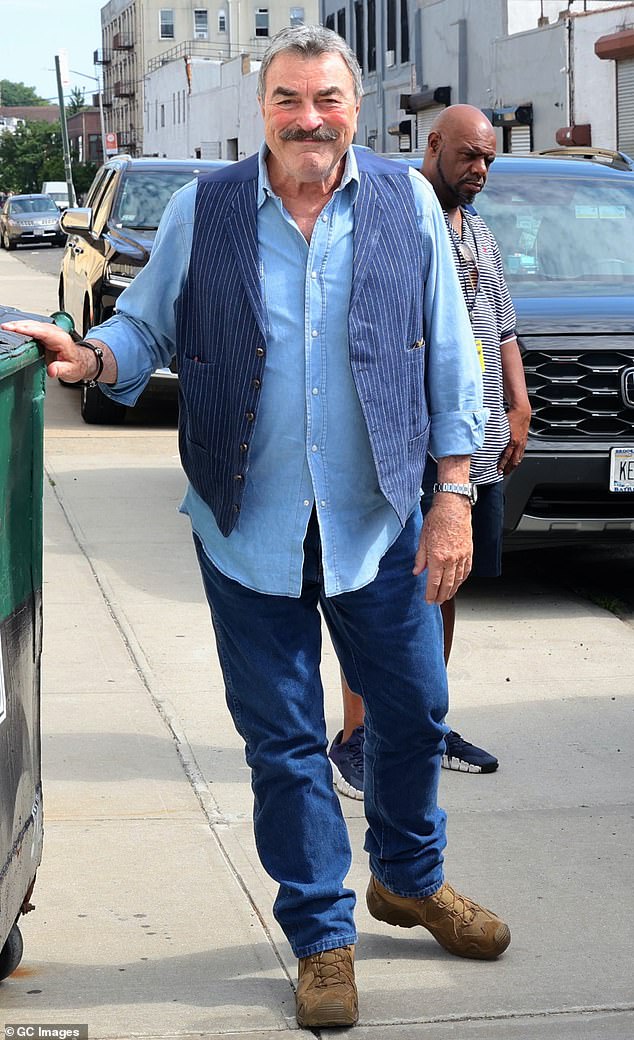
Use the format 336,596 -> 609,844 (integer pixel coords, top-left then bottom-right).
432,481 -> 478,505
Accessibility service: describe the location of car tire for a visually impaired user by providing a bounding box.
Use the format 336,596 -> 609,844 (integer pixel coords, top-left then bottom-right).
81,383 -> 127,425
0,924 -> 23,981
2,231 -> 15,251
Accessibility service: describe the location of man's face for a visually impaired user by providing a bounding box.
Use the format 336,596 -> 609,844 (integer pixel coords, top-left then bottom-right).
259,50 -> 360,185
434,124 -> 497,207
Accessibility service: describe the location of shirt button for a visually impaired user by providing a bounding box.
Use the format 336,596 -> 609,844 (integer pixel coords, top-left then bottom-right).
311,444 -> 318,452
255,346 -> 265,357
312,387 -> 319,395
303,499 -> 310,507
321,215 -> 328,222
320,500 -> 326,507
311,270 -> 317,279
311,329 -> 318,338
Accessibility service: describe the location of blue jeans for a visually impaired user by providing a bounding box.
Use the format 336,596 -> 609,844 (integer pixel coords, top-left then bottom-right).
194,509 -> 448,958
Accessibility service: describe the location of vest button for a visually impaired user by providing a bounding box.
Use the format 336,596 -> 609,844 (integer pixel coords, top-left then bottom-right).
255,346 -> 265,357
252,378 -> 261,389
245,411 -> 254,421
233,473 -> 243,482
233,504 -> 240,513
239,442 -> 248,452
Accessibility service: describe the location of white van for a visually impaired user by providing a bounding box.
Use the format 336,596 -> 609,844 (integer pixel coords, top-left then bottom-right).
41,181 -> 70,210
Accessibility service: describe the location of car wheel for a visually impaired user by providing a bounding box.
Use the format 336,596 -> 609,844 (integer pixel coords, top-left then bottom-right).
0,924 -> 23,981
81,383 -> 127,425
3,230 -> 15,251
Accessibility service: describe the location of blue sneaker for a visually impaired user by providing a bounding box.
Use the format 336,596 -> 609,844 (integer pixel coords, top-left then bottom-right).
329,727 -> 365,800
442,730 -> 499,773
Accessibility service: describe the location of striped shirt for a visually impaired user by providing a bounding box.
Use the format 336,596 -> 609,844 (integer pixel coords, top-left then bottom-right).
444,209 -> 517,485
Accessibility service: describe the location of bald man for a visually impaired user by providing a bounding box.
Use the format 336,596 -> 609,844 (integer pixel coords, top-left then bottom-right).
331,106 -> 531,795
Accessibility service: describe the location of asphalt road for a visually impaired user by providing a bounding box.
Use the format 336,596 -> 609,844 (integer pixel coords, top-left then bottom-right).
7,241 -> 66,278
11,242 -> 634,621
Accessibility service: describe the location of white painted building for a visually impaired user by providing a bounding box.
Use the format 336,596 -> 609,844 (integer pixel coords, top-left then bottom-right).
143,52 -> 264,158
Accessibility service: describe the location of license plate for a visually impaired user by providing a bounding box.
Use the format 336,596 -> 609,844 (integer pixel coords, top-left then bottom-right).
609,447 -> 634,491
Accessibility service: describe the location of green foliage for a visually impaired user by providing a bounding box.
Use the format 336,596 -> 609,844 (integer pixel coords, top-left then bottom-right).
0,120 -> 64,193
72,162 -> 99,199
0,79 -> 49,106
67,87 -> 86,117
0,114 -> 101,200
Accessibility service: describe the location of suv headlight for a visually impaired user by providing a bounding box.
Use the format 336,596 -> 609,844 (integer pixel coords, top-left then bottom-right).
105,261 -> 138,288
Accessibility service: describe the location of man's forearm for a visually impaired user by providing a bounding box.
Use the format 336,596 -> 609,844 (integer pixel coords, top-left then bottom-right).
436,454 -> 471,484
82,338 -> 118,385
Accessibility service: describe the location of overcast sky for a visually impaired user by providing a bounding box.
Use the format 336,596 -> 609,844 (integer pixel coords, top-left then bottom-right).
0,0 -> 105,104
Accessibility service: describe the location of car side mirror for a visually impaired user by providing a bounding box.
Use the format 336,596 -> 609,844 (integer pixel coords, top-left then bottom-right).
60,207 -> 92,235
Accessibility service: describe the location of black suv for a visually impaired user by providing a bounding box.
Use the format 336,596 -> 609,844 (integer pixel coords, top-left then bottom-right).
59,155 -> 228,423
388,149 -> 634,545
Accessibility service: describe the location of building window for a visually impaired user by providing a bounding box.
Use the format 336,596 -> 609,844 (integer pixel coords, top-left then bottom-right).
354,1 -> 364,71
290,6 -> 304,26
400,0 -> 409,63
255,8 -> 269,36
194,9 -> 208,38
325,13 -> 335,30
88,133 -> 101,161
160,9 -> 175,39
160,103 -> 165,127
218,9 -> 227,31
337,7 -> 346,39
367,0 -> 376,71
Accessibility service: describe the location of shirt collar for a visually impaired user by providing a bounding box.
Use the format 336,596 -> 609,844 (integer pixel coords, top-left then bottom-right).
257,142 -> 361,208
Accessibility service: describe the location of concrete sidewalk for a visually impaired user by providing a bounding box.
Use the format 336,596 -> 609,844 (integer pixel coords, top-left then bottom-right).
1,251 -> 633,1038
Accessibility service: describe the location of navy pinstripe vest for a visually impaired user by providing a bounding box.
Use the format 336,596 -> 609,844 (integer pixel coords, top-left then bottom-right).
175,147 -> 429,536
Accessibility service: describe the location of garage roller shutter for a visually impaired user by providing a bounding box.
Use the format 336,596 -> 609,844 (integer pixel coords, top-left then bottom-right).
416,105 -> 444,150
617,58 -> 634,158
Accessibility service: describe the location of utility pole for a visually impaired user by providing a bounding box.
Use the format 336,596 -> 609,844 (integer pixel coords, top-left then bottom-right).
54,54 -> 77,207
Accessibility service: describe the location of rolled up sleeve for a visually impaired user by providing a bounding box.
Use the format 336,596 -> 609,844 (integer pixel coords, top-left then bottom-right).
409,169 -> 488,458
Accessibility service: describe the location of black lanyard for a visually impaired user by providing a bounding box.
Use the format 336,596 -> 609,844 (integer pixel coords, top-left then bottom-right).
444,210 -> 479,322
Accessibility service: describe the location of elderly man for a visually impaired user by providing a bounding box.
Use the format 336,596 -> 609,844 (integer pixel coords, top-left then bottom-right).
2,29 -> 510,1029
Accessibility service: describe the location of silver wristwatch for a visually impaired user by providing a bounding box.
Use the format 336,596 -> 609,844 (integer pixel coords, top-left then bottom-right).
432,481 -> 478,505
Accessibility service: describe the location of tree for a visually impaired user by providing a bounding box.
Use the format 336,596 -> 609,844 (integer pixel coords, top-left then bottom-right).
0,120 -> 63,193
0,80 -> 49,107
67,87 -> 86,117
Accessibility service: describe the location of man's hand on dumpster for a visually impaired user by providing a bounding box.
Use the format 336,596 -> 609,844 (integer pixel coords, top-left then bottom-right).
0,319 -> 115,384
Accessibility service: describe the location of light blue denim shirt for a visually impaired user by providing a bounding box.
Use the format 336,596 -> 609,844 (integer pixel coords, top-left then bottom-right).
90,145 -> 486,597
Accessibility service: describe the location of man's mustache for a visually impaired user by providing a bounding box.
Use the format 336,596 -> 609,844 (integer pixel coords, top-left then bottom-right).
280,127 -> 339,142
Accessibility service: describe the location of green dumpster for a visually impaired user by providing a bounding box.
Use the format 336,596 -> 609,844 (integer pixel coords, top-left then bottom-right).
0,306 -> 47,981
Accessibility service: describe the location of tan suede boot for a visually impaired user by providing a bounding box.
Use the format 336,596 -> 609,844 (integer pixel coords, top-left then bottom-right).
367,876 -> 510,960
296,944 -> 359,1028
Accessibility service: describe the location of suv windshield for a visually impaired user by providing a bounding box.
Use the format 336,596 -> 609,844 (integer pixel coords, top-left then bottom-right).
477,172 -> 634,297
113,170 -> 200,229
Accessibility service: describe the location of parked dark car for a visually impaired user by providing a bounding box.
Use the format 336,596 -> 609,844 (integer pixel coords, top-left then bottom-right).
58,155 -> 229,423
0,194 -> 65,250
387,149 -> 634,545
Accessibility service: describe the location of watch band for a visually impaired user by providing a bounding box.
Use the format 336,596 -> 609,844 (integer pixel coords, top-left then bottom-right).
432,481 -> 478,505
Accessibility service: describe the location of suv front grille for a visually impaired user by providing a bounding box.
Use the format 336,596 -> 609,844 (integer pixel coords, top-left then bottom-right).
523,348 -> 634,439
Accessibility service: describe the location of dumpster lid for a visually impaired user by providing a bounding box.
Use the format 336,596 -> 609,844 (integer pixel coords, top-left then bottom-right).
0,306 -> 52,353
